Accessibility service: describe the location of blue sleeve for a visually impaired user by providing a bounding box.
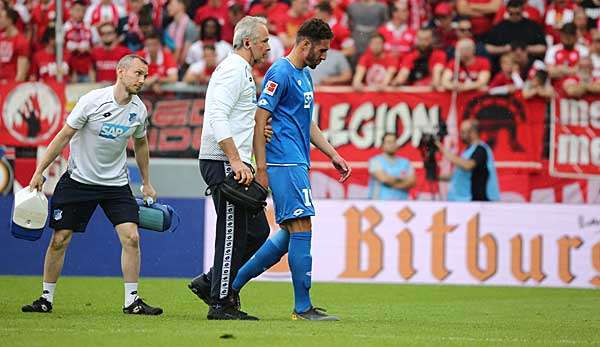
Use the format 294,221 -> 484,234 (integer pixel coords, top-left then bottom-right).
257,64 -> 288,114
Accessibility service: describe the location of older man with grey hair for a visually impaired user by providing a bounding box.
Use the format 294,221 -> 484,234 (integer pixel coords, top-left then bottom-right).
188,16 -> 272,320
22,54 -> 163,315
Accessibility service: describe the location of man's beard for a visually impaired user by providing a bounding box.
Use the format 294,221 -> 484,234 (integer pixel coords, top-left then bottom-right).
306,49 -> 321,69
564,43 -> 575,50
126,84 -> 142,95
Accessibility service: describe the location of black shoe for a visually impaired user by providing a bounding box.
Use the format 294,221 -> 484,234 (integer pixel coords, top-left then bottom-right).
22,297 -> 53,313
123,298 -> 163,315
188,275 -> 211,306
207,304 -> 259,321
230,289 -> 241,310
291,307 -> 339,321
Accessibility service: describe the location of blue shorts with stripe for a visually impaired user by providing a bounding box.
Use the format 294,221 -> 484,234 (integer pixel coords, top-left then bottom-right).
267,165 -> 315,225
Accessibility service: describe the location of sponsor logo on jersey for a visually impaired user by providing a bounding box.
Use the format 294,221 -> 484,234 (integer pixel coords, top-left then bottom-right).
99,123 -> 130,139
128,113 -> 137,122
264,80 -> 278,96
303,92 -> 313,109
102,112 -> 111,118
293,208 -> 305,217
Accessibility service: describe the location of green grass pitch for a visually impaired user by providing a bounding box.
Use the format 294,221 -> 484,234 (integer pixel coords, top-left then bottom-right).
1,276 -> 598,347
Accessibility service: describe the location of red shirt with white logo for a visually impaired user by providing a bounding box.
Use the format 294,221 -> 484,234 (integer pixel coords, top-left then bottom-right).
358,50 -> 396,86
64,20 -> 93,75
137,48 -> 178,79
545,2 -> 576,43
0,32 -> 30,82
31,49 -> 71,82
91,45 -> 131,82
378,23 -> 416,57
445,56 -> 491,82
545,44 -> 589,68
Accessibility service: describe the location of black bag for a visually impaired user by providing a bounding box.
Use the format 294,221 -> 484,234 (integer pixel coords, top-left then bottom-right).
209,173 -> 268,215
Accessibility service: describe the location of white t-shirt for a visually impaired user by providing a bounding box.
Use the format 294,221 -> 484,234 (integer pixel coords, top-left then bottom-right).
66,86 -> 148,186
186,40 -> 233,65
199,53 -> 257,163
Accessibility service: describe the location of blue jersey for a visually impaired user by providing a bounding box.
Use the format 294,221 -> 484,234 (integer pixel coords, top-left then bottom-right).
257,58 -> 314,167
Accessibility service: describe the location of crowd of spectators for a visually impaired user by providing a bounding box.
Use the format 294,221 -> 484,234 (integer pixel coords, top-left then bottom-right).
1,0 -> 600,97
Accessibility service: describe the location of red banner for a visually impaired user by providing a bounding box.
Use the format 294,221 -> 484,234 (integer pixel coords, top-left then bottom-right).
550,95 -> 600,179
309,91 -> 571,201
0,82 -> 66,146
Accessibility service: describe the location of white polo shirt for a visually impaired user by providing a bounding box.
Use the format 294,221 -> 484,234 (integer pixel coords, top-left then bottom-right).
199,53 -> 257,163
66,85 -> 148,186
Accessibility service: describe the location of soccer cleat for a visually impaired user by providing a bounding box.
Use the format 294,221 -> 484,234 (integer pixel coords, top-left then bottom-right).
207,305 -> 259,321
188,275 -> 211,306
21,297 -> 53,313
123,298 -> 163,315
291,307 -> 339,321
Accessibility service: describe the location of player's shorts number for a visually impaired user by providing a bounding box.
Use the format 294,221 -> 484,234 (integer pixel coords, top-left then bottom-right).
301,188 -> 313,207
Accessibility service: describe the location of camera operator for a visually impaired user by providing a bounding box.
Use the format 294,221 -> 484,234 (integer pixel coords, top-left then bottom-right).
368,133 -> 416,200
436,119 -> 500,202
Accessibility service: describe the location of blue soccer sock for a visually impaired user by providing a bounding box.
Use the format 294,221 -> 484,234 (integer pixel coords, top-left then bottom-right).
288,231 -> 312,313
232,229 -> 290,291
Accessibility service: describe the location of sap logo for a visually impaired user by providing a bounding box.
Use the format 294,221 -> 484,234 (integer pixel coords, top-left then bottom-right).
128,113 -> 137,122
303,92 -> 313,109
293,208 -> 305,217
99,123 -> 130,139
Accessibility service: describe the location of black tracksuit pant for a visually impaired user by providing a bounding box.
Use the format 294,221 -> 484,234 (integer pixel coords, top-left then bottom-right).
199,159 -> 269,305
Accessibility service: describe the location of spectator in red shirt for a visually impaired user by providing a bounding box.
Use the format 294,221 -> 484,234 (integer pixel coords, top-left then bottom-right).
573,7 -> 592,46
314,1 -> 355,58
0,7 -> 29,82
248,0 -> 289,33
377,3 -> 415,58
274,0 -> 313,48
352,33 -> 396,90
31,28 -> 71,82
562,56 -> 600,96
494,0 -> 542,25
489,52 -> 518,92
544,0 -> 576,45
138,30 -> 178,92
65,1 -> 94,82
194,0 -> 228,27
591,30 -> 600,79
442,38 -> 491,91
545,23 -> 589,83
390,27 -> 447,90
431,2 -> 457,52
30,0 -> 64,50
91,22 -> 131,82
183,44 -> 217,84
457,0 -> 502,38
221,3 -> 245,44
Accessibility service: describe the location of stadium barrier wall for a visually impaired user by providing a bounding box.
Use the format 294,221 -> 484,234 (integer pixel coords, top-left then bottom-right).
0,196 -> 205,278
205,200 -> 600,288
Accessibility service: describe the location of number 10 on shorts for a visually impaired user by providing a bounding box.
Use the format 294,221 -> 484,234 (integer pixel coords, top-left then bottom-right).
301,188 -> 313,206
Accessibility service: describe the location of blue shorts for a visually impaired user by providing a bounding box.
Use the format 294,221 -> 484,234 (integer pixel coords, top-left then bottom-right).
267,165 -> 315,224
